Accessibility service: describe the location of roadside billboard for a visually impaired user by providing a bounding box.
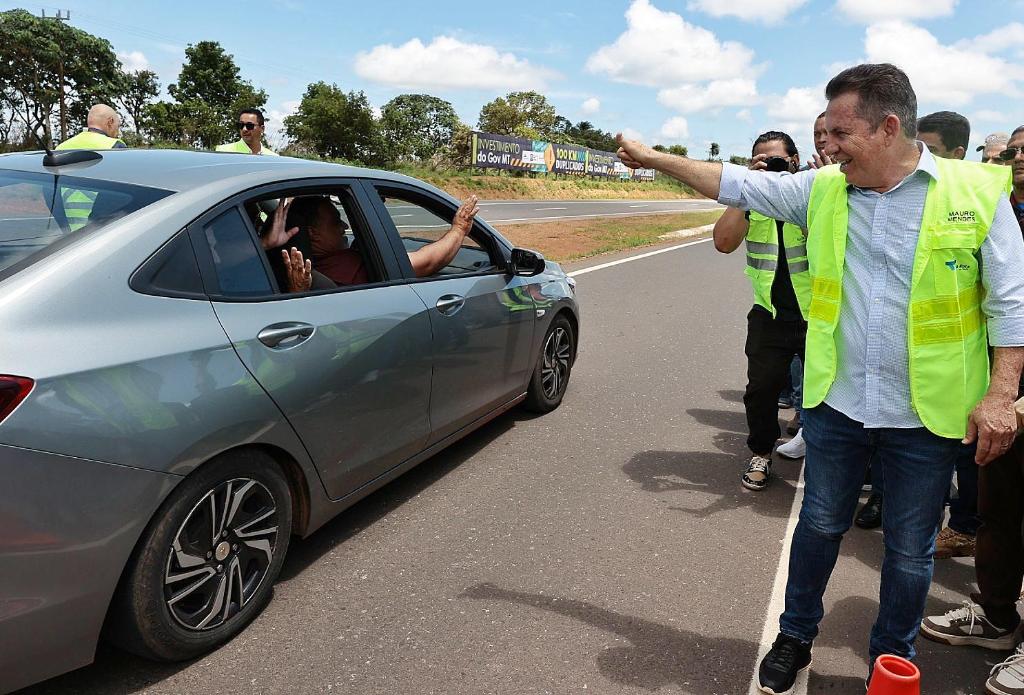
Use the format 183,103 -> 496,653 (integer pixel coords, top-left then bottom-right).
471,131 -> 656,181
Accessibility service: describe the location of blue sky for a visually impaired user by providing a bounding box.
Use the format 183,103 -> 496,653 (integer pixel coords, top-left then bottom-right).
10,0 -> 1024,160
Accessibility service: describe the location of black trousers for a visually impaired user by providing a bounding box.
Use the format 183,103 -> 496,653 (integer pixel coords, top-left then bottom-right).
743,308 -> 807,455
976,437 -> 1024,630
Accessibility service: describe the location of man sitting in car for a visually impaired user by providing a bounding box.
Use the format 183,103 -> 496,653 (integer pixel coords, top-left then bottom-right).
285,195 -> 481,286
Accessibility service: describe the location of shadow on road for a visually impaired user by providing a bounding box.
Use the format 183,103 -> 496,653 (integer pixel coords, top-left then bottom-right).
717,389 -> 745,404
461,582 -> 757,693
685,407 -> 748,434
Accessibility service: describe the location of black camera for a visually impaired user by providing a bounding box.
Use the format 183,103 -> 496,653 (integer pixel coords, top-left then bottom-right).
765,156 -> 791,173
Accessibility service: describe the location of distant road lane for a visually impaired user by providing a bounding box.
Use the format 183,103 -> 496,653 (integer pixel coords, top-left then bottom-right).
476,198 -> 721,224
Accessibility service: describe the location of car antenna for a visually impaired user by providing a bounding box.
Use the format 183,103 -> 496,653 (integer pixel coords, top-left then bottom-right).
36,127 -> 103,167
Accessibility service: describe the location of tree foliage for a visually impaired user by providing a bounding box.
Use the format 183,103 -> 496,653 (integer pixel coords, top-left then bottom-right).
284,81 -> 383,164
478,91 -> 558,140
708,142 -> 720,160
380,94 -> 459,161
0,9 -> 123,145
118,70 -> 159,135
156,41 -> 267,149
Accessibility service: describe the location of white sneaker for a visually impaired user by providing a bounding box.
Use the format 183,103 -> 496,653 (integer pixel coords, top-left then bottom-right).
986,642 -> 1024,695
777,429 -> 805,459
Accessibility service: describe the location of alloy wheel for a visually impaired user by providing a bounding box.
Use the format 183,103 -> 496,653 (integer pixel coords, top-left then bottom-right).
541,326 -> 572,400
164,478 -> 279,631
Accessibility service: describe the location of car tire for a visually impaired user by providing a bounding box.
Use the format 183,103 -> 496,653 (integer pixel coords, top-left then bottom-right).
106,449 -> 292,661
524,314 -> 575,413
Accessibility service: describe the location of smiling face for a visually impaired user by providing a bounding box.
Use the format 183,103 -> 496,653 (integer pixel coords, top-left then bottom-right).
823,92 -> 902,188
238,112 -> 264,148
813,115 -> 828,158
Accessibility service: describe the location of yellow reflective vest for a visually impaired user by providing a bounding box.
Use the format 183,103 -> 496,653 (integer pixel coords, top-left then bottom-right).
215,139 -> 278,155
802,159 -> 1013,438
56,130 -> 127,230
745,211 -> 811,318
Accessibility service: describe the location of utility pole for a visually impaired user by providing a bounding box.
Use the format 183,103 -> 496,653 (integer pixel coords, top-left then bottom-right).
40,10 -> 71,142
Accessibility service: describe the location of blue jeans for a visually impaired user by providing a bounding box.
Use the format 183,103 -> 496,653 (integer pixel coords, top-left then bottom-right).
779,404 -> 960,662
790,355 -> 803,417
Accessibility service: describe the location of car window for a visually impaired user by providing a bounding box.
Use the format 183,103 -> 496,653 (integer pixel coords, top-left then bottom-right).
201,207 -> 273,297
379,194 -> 500,277
247,188 -> 382,294
0,169 -> 171,278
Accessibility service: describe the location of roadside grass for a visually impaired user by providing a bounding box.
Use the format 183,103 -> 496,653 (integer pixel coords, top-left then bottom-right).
493,210 -> 723,262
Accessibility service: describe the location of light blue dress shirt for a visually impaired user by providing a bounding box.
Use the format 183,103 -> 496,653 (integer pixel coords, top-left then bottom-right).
718,145 -> 1024,429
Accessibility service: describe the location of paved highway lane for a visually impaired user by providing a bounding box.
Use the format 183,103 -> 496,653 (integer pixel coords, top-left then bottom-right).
476,199 -> 721,224
20,239 -> 988,695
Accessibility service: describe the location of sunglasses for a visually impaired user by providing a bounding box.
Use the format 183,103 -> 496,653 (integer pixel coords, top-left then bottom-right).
237,122 -> 259,131
997,147 -> 1024,161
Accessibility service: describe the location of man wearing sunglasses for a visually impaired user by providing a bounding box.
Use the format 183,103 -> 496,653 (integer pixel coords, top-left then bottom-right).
979,132 -> 1010,165
216,108 -> 279,156
1002,126 -> 1024,231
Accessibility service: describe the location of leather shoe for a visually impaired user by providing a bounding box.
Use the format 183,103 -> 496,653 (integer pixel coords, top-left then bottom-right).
855,493 -> 882,529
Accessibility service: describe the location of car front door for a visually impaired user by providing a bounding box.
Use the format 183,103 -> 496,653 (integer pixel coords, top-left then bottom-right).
364,182 -> 536,443
191,181 -> 434,500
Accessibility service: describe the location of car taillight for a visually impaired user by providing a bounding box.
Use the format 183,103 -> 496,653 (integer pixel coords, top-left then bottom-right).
0,375 -> 33,424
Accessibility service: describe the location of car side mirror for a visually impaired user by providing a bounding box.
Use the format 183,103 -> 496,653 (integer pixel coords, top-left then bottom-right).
510,248 -> 546,277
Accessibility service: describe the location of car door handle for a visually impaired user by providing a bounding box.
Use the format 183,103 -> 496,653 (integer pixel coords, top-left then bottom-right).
435,294 -> 466,316
257,322 -> 315,349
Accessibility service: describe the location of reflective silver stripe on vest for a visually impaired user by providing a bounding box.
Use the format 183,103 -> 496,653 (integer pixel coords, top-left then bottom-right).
747,256 -> 778,271
746,240 -> 778,255
788,259 -> 810,273
785,244 -> 807,258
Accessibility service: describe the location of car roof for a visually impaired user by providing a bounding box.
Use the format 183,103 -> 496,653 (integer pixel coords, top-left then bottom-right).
0,149 -> 431,195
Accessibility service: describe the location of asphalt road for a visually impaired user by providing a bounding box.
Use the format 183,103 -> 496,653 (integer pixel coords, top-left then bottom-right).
20,238 -> 989,695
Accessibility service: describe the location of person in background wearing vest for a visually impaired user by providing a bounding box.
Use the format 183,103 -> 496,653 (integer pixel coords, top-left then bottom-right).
921,125 -> 1024,695
56,103 -> 127,151
55,104 -> 127,231
615,62 -> 1024,694
916,110 -> 984,563
216,108 -> 279,156
711,131 -> 808,491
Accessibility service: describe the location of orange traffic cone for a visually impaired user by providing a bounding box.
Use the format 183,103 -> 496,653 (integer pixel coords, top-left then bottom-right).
867,655 -> 920,695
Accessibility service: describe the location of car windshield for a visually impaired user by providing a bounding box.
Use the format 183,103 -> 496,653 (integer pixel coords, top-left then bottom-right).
0,168 -> 171,276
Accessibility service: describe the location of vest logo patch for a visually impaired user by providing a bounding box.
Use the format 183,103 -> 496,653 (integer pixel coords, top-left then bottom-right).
946,210 -> 976,223
945,260 -> 971,271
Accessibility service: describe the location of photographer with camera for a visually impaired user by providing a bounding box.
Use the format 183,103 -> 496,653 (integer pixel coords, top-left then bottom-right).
712,131 -> 808,491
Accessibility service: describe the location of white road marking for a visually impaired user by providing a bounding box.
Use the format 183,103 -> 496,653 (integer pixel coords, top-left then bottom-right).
476,199 -> 704,206
628,204 -> 649,208
568,237 -> 714,276
746,467 -> 808,695
534,206 -> 568,211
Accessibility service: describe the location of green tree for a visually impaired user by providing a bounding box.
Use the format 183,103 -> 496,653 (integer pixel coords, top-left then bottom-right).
380,94 -> 459,161
667,144 -> 688,157
477,91 -> 558,140
284,81 -> 383,164
728,155 -> 750,166
0,9 -> 123,145
118,69 -> 159,135
708,142 -> 720,160
168,41 -> 267,149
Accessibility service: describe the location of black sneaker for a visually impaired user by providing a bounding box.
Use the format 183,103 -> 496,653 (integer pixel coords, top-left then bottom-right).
758,633 -> 813,694
742,454 -> 773,491
855,493 -> 882,529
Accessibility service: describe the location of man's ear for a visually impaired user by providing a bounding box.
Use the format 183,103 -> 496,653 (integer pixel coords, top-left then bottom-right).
882,114 -> 903,141
953,146 -> 966,160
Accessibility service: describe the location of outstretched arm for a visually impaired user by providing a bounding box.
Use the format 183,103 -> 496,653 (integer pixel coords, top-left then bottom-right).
407,196 -> 480,277
713,207 -> 748,254
616,134 -> 722,200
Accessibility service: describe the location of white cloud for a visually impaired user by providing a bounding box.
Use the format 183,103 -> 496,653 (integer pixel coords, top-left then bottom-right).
864,21 -> 1021,106
621,127 -> 645,142
657,78 -> 759,113
687,0 -> 809,24
765,86 -> 825,126
972,110 -> 1009,123
836,0 -> 957,23
956,22 -> 1024,55
586,0 -> 759,88
659,116 -> 690,140
581,97 -> 600,115
118,50 -> 150,72
354,36 -> 559,91
736,108 -> 753,123
265,100 -> 300,149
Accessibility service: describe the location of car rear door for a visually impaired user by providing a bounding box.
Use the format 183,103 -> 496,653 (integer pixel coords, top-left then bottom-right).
190,180 -> 434,500
362,181 -> 536,443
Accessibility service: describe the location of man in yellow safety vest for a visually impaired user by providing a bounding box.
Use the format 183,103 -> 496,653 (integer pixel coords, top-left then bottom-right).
55,104 -> 127,230
216,108 -> 278,156
615,63 -> 1024,693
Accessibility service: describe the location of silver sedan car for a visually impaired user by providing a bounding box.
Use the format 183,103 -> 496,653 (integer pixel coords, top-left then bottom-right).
0,149 -> 578,693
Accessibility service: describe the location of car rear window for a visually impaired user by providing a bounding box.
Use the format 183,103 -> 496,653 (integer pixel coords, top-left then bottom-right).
0,168 -> 171,277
